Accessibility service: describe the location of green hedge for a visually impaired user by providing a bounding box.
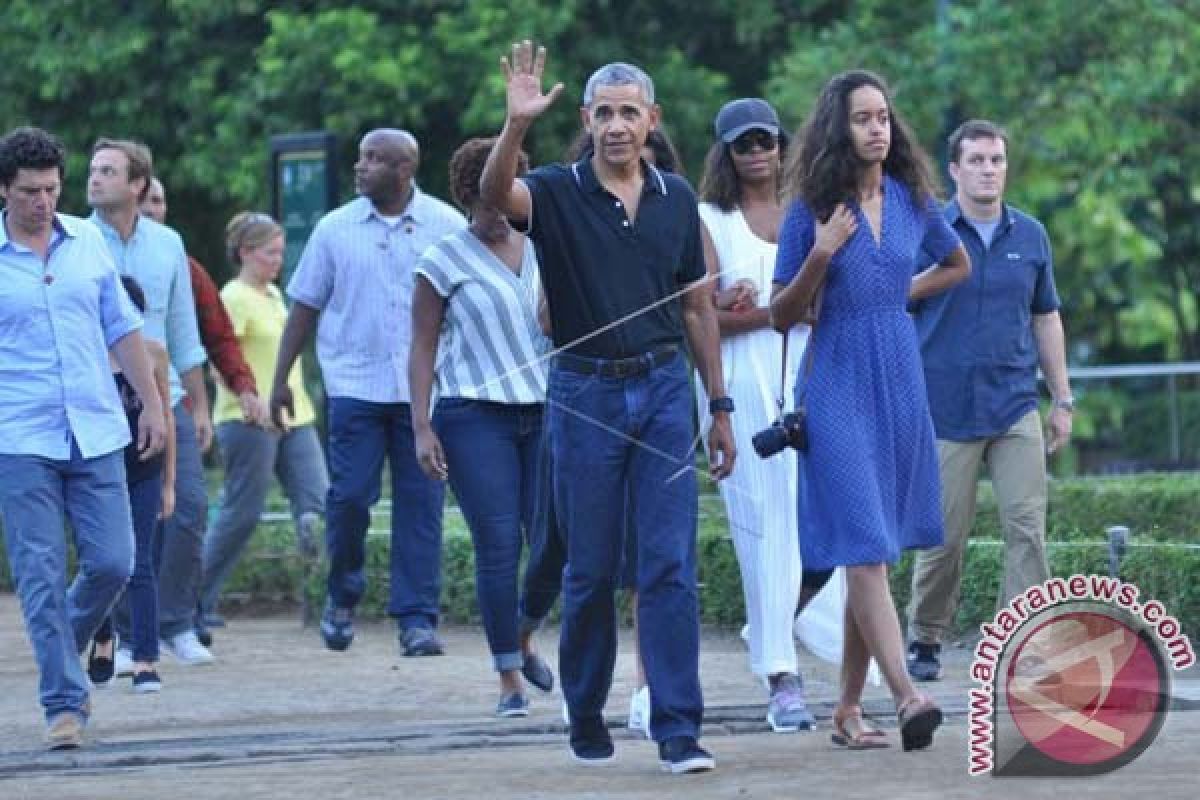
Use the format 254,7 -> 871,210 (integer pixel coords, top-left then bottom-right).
976,472 -> 1200,542
2,474 -> 1197,638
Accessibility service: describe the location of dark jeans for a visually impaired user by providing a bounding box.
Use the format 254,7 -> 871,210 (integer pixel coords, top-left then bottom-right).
116,404 -> 206,640
97,472 -> 162,662
549,352 -> 703,742
519,422 -> 637,629
326,397 -> 444,630
126,473 -> 163,662
435,399 -> 540,672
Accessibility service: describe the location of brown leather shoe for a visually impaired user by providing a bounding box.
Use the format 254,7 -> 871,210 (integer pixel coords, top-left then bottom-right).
45,713 -> 84,750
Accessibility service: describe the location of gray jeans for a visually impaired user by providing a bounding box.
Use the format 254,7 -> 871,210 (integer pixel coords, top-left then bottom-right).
200,421 -> 329,615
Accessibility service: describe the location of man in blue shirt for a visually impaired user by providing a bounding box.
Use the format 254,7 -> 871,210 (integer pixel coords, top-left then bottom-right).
907,120 -> 1073,680
0,127 -> 165,749
480,42 -> 735,773
272,128 -> 465,658
87,138 -> 214,667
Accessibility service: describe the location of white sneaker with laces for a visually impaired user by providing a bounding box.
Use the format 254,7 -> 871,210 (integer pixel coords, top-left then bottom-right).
114,647 -> 135,677
627,686 -> 651,738
162,631 -> 215,665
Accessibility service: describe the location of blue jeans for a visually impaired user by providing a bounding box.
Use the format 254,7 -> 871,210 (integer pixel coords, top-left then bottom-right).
549,352 -> 703,742
124,473 -> 164,662
115,403 -> 207,640
435,399 -> 541,672
0,441 -> 134,720
518,421 -> 638,629
326,397 -> 444,629
201,421 -> 328,616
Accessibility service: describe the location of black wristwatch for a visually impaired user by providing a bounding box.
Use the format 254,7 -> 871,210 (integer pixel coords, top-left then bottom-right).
709,396 -> 735,414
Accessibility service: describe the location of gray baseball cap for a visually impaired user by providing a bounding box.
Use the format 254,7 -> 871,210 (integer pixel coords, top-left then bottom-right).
714,98 -> 781,143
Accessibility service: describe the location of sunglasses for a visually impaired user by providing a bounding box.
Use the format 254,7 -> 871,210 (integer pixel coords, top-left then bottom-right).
730,130 -> 778,155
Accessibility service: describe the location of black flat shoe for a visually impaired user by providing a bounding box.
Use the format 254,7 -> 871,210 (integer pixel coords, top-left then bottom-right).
87,637 -> 115,688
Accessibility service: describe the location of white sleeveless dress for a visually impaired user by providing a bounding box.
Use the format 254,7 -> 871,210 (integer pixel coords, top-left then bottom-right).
695,202 -> 847,674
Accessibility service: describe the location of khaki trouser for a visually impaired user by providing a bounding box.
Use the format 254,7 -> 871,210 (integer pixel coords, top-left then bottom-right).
908,408 -> 1050,644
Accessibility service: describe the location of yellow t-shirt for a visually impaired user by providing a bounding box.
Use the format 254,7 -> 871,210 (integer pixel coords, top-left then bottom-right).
213,280 -> 316,427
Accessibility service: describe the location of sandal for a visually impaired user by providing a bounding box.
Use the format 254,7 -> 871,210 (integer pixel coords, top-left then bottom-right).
831,705 -> 890,750
897,693 -> 943,752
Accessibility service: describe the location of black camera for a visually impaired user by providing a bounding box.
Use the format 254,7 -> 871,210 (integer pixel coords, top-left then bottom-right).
752,410 -> 807,458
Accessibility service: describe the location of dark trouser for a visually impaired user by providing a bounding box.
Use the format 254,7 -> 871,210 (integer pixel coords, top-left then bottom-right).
550,351 -> 702,742
519,419 -> 637,629
116,404 -> 206,640
325,397 -> 444,629
436,398 -> 541,672
123,473 -> 163,662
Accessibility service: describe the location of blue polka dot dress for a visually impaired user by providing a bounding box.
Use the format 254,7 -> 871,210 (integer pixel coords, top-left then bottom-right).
773,175 -> 962,570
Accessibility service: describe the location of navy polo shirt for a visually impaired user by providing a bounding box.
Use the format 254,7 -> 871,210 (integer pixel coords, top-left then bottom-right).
521,158 -> 706,359
912,200 -> 1060,441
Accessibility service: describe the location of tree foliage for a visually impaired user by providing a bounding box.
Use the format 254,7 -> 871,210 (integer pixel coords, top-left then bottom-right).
0,0 -> 1196,367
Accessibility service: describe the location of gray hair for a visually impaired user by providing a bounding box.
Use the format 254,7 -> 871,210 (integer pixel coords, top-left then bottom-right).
582,62 -> 655,106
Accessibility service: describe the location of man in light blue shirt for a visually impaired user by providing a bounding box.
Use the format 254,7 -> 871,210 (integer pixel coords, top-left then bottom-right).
271,128 -> 465,656
0,127 -> 166,749
87,138 -> 215,666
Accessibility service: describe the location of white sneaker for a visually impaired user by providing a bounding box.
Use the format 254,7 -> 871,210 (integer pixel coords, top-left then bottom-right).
627,686 -> 651,738
114,647 -> 135,677
162,631 -> 215,665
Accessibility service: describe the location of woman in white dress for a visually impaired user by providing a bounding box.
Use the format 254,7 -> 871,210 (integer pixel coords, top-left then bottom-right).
695,98 -> 847,732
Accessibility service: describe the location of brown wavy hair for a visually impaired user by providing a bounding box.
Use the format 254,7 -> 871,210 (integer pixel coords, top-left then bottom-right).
449,137 -> 528,211
783,70 -> 940,221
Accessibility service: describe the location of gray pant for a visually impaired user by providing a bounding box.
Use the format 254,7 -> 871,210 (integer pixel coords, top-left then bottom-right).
200,421 -> 329,615
908,408 -> 1051,644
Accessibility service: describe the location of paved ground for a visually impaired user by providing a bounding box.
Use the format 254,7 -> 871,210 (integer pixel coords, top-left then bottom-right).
1,594 -> 1195,799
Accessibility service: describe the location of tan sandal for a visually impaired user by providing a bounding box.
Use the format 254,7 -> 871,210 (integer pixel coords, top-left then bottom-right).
831,705 -> 890,750
897,693 -> 943,752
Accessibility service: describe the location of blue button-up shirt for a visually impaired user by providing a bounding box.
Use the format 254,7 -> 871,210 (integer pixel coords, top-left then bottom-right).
912,200 -> 1059,441
287,191 -> 466,403
89,212 -> 206,405
0,213 -> 143,459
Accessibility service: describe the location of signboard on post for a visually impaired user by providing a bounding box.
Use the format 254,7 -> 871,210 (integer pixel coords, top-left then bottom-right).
269,131 -> 338,287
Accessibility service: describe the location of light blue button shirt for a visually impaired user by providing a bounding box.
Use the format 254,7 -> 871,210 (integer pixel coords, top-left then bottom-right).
287,191 -> 466,403
0,213 -> 143,459
88,212 -> 206,406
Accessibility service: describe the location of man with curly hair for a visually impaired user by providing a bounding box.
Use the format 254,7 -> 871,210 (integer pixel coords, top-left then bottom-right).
0,126 -> 166,748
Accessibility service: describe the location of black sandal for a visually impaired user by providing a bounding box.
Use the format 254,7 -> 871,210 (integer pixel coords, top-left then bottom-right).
897,693 -> 943,751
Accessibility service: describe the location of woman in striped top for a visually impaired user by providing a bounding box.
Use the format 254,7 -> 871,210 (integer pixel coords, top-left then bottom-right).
410,137 -> 552,718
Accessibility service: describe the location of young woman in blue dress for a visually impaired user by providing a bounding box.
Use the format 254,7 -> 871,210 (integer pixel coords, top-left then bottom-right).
770,70 -> 970,751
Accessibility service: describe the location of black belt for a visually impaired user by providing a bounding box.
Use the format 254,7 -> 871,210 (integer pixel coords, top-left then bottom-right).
555,344 -> 679,379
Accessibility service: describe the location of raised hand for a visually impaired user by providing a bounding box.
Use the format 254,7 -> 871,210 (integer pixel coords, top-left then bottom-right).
501,40 -> 564,122
814,203 -> 858,259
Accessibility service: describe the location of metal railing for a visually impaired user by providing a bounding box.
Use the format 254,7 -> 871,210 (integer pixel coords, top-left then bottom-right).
1059,362 -> 1200,463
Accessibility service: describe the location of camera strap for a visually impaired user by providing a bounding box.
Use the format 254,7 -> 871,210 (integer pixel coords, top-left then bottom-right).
782,324 -> 816,411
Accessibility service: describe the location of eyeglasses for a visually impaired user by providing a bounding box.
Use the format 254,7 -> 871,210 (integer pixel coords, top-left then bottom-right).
730,130 -> 778,155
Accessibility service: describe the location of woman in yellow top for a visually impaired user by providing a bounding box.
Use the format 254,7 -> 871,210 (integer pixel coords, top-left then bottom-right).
199,213 -> 330,623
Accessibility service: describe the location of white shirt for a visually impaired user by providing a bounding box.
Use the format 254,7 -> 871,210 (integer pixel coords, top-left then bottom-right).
287,191 -> 466,403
